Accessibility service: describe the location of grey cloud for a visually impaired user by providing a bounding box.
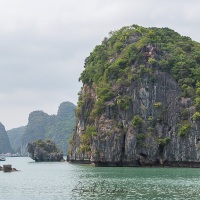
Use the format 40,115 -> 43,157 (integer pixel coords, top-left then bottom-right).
0,0 -> 200,129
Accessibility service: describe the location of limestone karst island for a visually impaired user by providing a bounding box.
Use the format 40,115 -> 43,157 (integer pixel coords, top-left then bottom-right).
68,25 -> 200,167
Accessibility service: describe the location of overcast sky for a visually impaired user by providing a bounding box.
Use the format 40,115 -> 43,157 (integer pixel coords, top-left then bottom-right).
0,0 -> 200,130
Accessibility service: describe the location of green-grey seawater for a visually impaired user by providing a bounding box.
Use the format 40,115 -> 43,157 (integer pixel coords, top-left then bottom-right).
1,157 -> 200,200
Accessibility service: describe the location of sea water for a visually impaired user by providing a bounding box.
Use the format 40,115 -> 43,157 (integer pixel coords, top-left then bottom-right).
0,157 -> 200,200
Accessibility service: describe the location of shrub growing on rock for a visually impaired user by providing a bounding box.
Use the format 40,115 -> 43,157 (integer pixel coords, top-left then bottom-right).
178,123 -> 191,137
132,115 -> 143,128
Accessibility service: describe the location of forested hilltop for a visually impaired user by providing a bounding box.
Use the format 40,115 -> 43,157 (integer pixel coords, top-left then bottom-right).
9,102 -> 76,155
69,25 -> 200,166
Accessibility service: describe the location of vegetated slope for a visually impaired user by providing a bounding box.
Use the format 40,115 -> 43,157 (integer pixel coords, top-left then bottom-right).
7,126 -> 26,153
19,101 -> 76,155
0,122 -> 14,153
69,25 -> 200,166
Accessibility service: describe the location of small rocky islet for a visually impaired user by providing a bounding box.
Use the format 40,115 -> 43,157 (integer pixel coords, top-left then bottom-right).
0,165 -> 19,172
27,140 -> 64,162
68,24 -> 200,167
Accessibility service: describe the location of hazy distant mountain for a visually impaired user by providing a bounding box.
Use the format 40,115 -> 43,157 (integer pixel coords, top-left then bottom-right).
7,126 -> 26,153
0,122 -> 14,153
48,102 -> 76,154
20,101 -> 76,155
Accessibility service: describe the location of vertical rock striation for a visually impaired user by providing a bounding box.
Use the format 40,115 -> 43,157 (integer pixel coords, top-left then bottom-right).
0,122 -> 14,153
7,126 -> 26,153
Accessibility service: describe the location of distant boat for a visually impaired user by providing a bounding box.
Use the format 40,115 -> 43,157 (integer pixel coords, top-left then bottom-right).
11,153 -> 22,157
0,156 -> 5,161
4,153 -> 22,157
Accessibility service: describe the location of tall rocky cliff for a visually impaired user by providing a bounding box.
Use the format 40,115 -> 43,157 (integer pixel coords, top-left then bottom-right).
69,25 -> 200,166
0,122 -> 14,153
10,101 -> 76,155
7,126 -> 26,153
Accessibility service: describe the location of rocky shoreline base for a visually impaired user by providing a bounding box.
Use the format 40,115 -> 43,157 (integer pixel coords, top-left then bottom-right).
68,159 -> 200,168
95,161 -> 200,167
0,165 -> 19,172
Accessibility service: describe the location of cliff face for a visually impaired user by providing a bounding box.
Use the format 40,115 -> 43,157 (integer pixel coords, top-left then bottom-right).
21,111 -> 51,155
20,101 -> 76,155
52,102 -> 76,153
69,25 -> 200,166
7,126 -> 26,153
0,122 -> 14,153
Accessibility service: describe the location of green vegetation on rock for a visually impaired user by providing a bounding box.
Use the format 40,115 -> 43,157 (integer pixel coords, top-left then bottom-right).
132,115 -> 143,128
158,138 -> 170,147
80,125 -> 97,153
80,25 -> 200,100
154,102 -> 162,108
117,95 -> 130,110
178,123 -> 191,137
158,137 -> 170,154
192,112 -> 200,121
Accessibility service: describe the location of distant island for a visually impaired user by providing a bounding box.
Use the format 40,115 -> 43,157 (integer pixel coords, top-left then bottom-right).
68,25 -> 200,167
27,140 -> 63,162
7,101 -> 76,156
